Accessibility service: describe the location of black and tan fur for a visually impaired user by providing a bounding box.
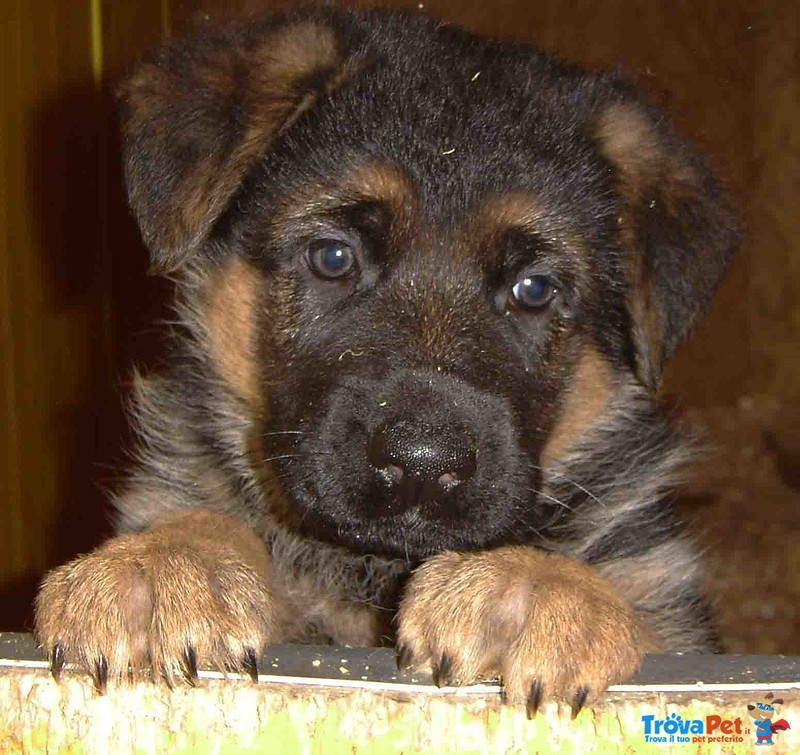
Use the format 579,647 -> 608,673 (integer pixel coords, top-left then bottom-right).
35,9 -> 739,713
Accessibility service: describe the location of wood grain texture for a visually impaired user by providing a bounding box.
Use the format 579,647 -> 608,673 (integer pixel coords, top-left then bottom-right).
2,637 -> 800,755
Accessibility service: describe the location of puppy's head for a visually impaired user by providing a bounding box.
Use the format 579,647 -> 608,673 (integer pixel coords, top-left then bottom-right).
120,10 -> 739,560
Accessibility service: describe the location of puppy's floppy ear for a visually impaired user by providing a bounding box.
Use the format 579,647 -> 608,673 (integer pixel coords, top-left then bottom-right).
595,96 -> 741,389
119,15 -> 349,272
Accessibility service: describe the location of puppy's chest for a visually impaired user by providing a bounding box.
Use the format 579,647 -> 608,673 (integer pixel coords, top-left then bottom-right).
267,530 -> 410,644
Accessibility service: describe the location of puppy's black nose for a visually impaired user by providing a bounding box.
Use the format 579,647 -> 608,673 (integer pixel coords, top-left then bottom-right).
368,416 -> 477,507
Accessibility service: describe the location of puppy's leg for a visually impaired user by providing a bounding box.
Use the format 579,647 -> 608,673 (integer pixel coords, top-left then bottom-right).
35,507 -> 275,689
397,547 -> 650,715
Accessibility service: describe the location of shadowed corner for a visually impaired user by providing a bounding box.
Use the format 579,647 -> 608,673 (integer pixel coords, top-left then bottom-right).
0,573 -> 39,633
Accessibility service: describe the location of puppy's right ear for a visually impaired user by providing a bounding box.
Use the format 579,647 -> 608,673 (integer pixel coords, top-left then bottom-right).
119,16 -> 350,272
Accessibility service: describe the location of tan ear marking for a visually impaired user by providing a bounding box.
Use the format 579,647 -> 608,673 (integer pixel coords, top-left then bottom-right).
595,103 -> 664,201
596,101 -> 703,210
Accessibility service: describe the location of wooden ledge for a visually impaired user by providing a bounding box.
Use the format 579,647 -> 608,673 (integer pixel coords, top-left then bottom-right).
1,633 -> 798,753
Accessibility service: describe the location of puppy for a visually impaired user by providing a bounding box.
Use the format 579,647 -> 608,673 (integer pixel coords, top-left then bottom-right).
35,9 -> 739,714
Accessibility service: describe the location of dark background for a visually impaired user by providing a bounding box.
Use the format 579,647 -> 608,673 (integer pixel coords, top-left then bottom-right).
1,0 -> 797,653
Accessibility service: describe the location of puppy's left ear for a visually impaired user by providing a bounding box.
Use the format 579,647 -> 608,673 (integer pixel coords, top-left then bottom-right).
595,96 -> 741,389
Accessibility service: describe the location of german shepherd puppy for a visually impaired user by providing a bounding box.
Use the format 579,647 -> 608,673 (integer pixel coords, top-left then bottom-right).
35,9 -> 738,715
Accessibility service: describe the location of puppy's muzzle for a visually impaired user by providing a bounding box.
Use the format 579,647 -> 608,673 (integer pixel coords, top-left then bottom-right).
368,415 -> 478,510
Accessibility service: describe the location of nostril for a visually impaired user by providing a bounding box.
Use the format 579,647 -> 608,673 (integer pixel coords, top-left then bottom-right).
367,427 -> 399,471
380,463 -> 404,486
368,415 -> 478,501
437,471 -> 461,490
441,444 -> 478,484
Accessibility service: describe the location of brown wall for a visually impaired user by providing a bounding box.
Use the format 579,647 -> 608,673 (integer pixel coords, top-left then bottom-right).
2,0 -> 798,650
1,0 -> 167,628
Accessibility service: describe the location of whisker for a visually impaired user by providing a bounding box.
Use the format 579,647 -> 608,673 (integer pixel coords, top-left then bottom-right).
260,453 -> 304,464
520,524 -> 558,547
260,451 -> 336,466
529,488 -> 577,514
531,462 -> 607,508
263,468 -> 299,483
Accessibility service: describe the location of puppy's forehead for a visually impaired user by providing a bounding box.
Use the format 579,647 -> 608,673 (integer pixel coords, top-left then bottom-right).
264,34 -> 608,228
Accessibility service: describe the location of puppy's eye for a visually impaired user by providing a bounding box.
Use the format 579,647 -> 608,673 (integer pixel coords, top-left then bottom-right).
306,239 -> 357,279
510,275 -> 557,310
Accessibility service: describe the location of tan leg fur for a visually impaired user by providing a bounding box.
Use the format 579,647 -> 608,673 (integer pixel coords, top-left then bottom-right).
35,509 -> 275,688
397,546 -> 649,711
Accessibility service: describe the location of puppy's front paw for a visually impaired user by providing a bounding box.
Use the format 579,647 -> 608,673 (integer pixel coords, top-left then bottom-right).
35,510 -> 275,689
396,547 -> 644,716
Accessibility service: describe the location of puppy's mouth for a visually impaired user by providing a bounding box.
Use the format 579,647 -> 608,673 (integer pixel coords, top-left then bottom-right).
269,370 -> 545,560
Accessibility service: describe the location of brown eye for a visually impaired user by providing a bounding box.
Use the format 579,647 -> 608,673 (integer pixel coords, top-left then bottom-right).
511,275 -> 557,309
306,239 -> 357,279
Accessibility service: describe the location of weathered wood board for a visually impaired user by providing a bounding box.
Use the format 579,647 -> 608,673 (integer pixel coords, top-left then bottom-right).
1,634 -> 799,753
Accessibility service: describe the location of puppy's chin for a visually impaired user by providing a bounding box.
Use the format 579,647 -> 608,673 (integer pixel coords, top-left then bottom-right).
294,502 -> 515,561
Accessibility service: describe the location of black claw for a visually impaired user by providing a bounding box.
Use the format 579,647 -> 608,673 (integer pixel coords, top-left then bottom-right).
395,644 -> 413,674
162,665 -> 176,690
92,655 -> 109,694
432,652 -> 453,688
526,678 -> 543,719
571,686 -> 589,719
50,643 -> 66,682
182,646 -> 198,686
243,648 -> 259,683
